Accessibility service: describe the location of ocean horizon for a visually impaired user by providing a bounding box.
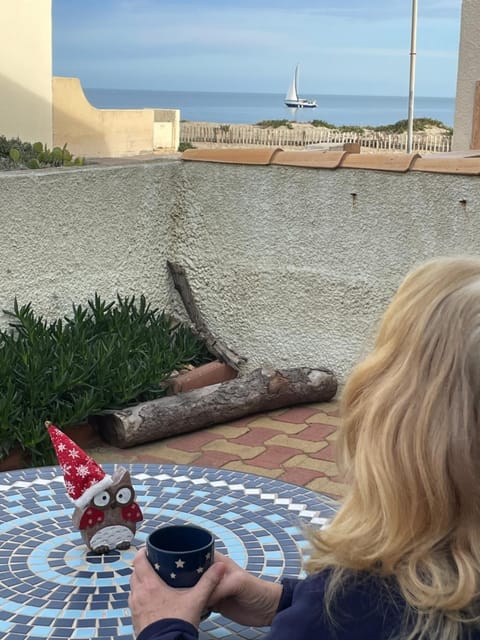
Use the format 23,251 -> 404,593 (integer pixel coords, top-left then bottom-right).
84,88 -> 455,128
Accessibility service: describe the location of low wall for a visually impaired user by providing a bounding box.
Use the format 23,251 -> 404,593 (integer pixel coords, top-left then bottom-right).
53,78 -> 180,157
0,161 -> 178,326
1,154 -> 480,381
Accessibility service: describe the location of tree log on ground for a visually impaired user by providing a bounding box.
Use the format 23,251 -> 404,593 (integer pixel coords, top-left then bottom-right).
96,367 -> 337,448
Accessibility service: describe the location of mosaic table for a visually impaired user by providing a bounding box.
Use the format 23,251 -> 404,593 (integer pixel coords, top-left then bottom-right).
0,463 -> 339,640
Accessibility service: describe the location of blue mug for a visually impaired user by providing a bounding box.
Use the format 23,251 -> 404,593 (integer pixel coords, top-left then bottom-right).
146,524 -> 214,588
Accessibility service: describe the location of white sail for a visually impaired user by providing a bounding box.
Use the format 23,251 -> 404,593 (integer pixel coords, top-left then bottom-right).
285,65 -> 299,102
284,64 -> 317,109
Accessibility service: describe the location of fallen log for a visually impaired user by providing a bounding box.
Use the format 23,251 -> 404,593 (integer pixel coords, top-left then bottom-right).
96,367 -> 337,448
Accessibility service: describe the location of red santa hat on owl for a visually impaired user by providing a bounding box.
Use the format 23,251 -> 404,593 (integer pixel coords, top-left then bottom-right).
46,422 -> 113,509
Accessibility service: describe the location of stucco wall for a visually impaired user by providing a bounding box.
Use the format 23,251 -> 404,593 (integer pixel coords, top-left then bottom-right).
173,161 -> 480,378
0,0 -> 53,145
1,159 -> 480,382
452,0 -> 480,151
0,161 -> 177,327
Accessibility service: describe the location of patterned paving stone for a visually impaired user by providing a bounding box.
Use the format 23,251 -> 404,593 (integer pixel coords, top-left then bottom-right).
231,426 -> 285,446
190,449 -> 241,467
85,402 -> 347,495
202,440 -> 265,460
279,467 -> 327,486
130,447 -> 199,465
247,445 -> 304,469
306,476 -> 346,499
248,416 -> 308,434
205,424 -> 251,438
264,433 -> 329,453
165,430 -> 223,452
283,455 -> 338,476
273,406 -> 321,424
224,461 -> 284,478
312,401 -> 340,415
311,444 -> 336,462
306,413 -> 342,426
296,423 -> 337,440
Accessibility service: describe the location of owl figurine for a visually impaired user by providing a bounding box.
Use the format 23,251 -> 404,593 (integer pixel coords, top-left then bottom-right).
72,466 -> 143,553
46,422 -> 143,554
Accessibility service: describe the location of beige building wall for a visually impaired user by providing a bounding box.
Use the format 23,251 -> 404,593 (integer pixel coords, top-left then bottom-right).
0,0 -> 53,145
452,0 -> 480,151
53,77 -> 180,157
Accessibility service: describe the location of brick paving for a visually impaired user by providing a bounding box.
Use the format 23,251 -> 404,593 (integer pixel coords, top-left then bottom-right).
86,400 -> 347,499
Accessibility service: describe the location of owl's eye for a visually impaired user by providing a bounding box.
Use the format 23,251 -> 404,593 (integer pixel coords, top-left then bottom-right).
93,491 -> 111,508
115,487 -> 132,505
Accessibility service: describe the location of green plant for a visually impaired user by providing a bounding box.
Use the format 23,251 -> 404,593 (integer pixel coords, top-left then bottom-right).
0,295 -> 214,466
178,142 -> 196,152
256,120 -> 293,129
311,120 -> 336,129
371,118 -> 452,135
0,135 -> 85,170
8,148 -> 20,164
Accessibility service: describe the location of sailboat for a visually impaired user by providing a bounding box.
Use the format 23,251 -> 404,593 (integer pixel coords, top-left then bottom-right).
284,64 -> 317,109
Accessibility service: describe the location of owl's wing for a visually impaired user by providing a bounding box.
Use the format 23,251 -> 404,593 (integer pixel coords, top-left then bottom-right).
122,502 -> 143,522
79,507 -> 105,530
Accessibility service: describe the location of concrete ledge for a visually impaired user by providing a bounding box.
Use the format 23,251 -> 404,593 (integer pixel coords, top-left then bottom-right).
181,147 -> 283,165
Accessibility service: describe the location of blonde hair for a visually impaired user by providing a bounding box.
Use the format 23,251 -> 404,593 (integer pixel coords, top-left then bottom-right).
307,256 -> 480,639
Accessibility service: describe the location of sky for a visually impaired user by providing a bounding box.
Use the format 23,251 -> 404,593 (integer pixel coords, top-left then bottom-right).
52,0 -> 463,97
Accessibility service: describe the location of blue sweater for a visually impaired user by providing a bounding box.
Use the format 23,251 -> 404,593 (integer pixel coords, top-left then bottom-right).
136,571 -> 480,640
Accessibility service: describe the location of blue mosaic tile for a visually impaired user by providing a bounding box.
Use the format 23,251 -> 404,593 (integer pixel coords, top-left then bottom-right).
0,463 -> 338,639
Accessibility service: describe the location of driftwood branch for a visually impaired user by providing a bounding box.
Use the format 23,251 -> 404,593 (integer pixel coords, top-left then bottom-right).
167,260 -> 246,371
96,367 -> 337,448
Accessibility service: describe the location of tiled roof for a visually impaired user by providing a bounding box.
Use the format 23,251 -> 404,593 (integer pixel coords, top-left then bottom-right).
181,148 -> 480,175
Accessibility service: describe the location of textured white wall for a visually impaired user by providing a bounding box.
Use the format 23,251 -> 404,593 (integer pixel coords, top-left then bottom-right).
174,162 -> 480,379
0,0 -> 53,144
2,160 -> 480,382
0,162 -> 177,326
452,0 -> 480,151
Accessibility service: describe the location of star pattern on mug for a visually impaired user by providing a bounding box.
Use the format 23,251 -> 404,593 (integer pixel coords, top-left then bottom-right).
175,558 -> 185,568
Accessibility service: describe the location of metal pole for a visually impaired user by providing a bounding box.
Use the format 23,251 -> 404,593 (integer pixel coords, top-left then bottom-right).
407,0 -> 418,153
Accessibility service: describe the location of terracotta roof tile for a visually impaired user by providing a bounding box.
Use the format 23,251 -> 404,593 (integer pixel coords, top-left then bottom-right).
181,147 -> 282,165
180,147 -> 480,176
339,152 -> 420,172
271,150 -> 347,169
412,156 -> 480,175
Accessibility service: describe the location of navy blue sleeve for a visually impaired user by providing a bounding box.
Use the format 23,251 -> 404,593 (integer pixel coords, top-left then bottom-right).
277,577 -> 301,612
264,572 -> 404,640
136,618 -> 198,640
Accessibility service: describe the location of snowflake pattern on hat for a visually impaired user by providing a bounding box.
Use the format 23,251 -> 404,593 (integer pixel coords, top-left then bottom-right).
46,422 -> 113,509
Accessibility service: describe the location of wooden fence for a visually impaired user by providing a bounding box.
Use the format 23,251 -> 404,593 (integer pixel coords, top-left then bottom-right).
180,122 -> 452,153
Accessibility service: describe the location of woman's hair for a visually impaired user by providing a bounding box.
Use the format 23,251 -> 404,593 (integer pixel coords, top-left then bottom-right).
306,256 -> 480,639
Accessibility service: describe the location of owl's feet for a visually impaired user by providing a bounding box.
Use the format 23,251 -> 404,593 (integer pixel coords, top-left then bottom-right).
116,541 -> 131,550
91,545 -> 110,555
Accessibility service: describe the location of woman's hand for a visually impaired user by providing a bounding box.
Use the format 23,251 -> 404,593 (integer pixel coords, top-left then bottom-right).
129,548 -> 225,636
207,552 -> 283,627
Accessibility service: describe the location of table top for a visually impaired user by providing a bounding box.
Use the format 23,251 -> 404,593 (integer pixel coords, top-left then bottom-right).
0,463 -> 339,640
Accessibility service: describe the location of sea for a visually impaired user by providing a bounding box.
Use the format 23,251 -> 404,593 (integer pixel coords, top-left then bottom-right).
84,88 -> 455,128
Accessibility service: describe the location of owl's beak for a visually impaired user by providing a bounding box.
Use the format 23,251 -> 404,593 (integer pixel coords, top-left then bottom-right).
110,500 -> 117,509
